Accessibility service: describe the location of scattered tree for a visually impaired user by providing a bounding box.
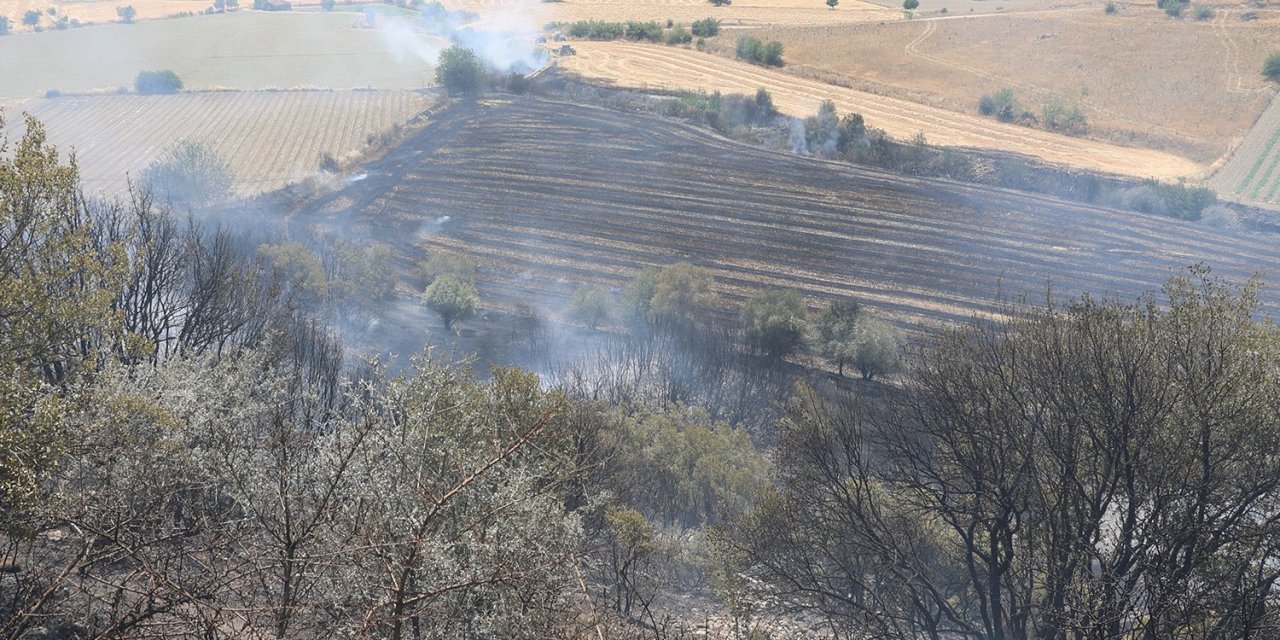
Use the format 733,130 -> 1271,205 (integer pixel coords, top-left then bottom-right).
0,16 -> 10,34
649,262 -> 717,328
435,45 -> 487,97
1265,51 -> 1280,81
567,283 -> 614,329
134,69 -> 183,94
691,16 -> 720,36
742,288 -> 809,359
850,316 -> 901,380
423,274 -> 479,330
735,36 -> 784,66
902,0 -> 918,9
815,298 -> 862,376
116,4 -> 136,22
709,0 -> 731,7
22,9 -> 40,25
141,139 -> 234,207
827,0 -> 838,8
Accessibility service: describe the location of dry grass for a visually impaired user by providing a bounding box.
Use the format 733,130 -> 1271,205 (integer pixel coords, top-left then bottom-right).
559,40 -> 1202,179
2,90 -> 436,197
0,0 -> 214,29
746,8 -> 1280,164
447,0 -> 899,28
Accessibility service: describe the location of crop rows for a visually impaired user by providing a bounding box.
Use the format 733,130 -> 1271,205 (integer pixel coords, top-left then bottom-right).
3,90 -> 435,197
300,97 -> 1280,328
1211,92 -> 1280,207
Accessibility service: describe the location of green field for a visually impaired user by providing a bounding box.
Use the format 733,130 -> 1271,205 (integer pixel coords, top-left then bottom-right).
0,12 -> 443,98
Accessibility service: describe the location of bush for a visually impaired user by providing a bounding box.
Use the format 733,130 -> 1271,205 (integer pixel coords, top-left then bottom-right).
1104,0 -> 1116,12
435,45 -> 487,96
1042,100 -> 1087,134
1264,52 -> 1280,81
22,9 -> 40,26
43,89 -> 61,98
903,0 -> 918,9
978,87 -> 1021,122
1164,0 -> 1183,16
625,20 -> 663,41
665,23 -> 692,45
1193,3 -> 1211,18
691,17 -> 719,36
116,5 -> 136,22
567,284 -> 614,329
135,70 -> 183,94
141,139 -> 234,208
322,0 -> 335,10
567,19 -> 625,39
735,36 -> 784,67
742,288 -> 809,359
423,274 -> 478,330
710,0 -> 731,6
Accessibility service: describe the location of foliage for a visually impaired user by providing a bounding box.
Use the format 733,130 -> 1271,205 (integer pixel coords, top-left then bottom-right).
1193,3 -> 1212,18
710,0 -> 731,7
324,238 -> 397,307
978,87 -> 1023,122
624,20 -> 663,42
849,316 -> 901,380
649,262 -> 718,328
1164,0 -> 1184,16
435,45 -> 487,96
735,36 -> 784,66
321,0 -> 335,10
1104,0 -> 1116,11
690,16 -> 720,36
420,251 -> 477,283
259,242 -> 327,304
423,274 -> 479,329
623,266 -> 662,320
741,288 -> 809,359
134,69 -> 183,94
0,16 -> 11,34
664,23 -> 692,45
116,4 -> 136,22
22,9 -> 40,25
140,139 -> 234,207
827,0 -> 838,8
567,283 -> 614,329
815,298 -> 862,376
1042,99 -> 1088,134
1265,51 -> 1280,81
902,0 -> 918,9
567,19 -> 625,39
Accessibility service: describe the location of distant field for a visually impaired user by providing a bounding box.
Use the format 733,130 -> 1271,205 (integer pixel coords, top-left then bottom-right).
0,0 -> 213,30
2,90 -> 436,197
0,12 -> 443,98
296,97 -> 1280,333
1210,93 -> 1280,207
559,41 -> 1201,179
744,9 -> 1279,164
446,0 -> 898,29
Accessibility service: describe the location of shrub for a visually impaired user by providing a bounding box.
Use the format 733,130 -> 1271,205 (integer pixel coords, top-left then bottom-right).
116,4 -> 136,22
691,17 -> 719,36
624,20 -> 663,41
0,17 -> 10,34
22,9 -> 40,26
435,45 -> 487,96
1104,0 -> 1116,12
1193,3 -> 1211,18
827,0 -> 839,7
423,274 -> 478,330
710,0 -> 731,6
735,36 -> 784,67
567,284 -> 614,329
141,139 -> 235,208
1042,100 -> 1087,134
979,87 -> 1021,122
742,288 -> 809,359
665,24 -> 692,45
1264,52 -> 1280,81
1164,0 -> 1183,16
567,19 -> 624,39
135,70 -> 183,94
44,89 -> 61,98
322,0 -> 335,10
903,0 -> 918,9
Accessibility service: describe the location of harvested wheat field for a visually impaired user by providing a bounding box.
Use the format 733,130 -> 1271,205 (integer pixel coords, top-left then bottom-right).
558,41 -> 1202,179
3,90 -> 436,197
297,97 -> 1280,330
448,0 -> 898,29
0,0 -> 213,29
1211,92 -> 1280,207
747,8 -> 1280,163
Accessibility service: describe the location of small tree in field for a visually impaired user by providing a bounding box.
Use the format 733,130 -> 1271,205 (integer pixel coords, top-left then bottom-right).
116,5 -> 136,22
742,288 -> 809,359
826,0 -> 838,8
710,0 -> 731,7
1265,52 -> 1280,81
135,69 -> 183,94
567,283 -> 613,329
0,16 -> 10,34
435,45 -> 487,96
902,0 -> 918,9
22,9 -> 40,26
142,139 -> 233,208
816,298 -> 862,376
423,274 -> 478,330
851,316 -> 901,380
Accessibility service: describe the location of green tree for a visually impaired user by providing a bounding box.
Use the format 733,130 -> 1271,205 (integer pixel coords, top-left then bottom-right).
850,316 -> 901,380
423,274 -> 478,330
827,0 -> 838,8
0,16 -> 11,34
709,0 -> 731,6
649,262 -> 717,328
141,139 -> 233,207
815,298 -> 862,376
1265,51 -> 1280,81
420,251 -> 477,283
567,283 -> 613,329
623,265 -> 661,320
742,288 -> 808,359
435,45 -> 487,97
902,0 -> 918,8
321,0 -> 335,10
22,9 -> 40,25
116,4 -> 136,22
259,242 -> 327,305
134,69 -> 183,94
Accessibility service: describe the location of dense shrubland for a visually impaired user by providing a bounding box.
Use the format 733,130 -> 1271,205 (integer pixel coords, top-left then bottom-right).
4,100 -> 1280,640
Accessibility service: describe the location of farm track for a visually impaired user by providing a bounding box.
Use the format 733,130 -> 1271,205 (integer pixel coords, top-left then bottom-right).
558,41 -> 1203,180
2,90 -> 436,197
1210,91 -> 1280,207
300,97 -> 1280,328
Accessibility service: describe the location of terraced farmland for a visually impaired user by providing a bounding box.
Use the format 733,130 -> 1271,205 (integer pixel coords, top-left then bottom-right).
3,90 -> 436,197
1210,93 -> 1280,207
558,41 -> 1203,180
299,97 -> 1280,329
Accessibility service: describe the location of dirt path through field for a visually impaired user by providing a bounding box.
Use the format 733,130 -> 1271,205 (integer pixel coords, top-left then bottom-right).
560,41 -> 1203,180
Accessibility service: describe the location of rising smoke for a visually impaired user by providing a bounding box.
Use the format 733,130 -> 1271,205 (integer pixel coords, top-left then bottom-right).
377,0 -> 547,74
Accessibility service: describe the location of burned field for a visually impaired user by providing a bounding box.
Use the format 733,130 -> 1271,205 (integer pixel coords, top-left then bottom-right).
298,96 -> 1280,329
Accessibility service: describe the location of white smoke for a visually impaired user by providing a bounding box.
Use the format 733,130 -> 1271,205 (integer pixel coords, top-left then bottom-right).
375,0 -> 547,75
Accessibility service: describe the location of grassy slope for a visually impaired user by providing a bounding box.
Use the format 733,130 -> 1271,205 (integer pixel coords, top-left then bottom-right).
0,11 -> 442,98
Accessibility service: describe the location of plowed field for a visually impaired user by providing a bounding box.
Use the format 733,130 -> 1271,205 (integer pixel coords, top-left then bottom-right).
298,97 -> 1279,328
3,90 -> 435,197
558,41 -> 1203,180
1210,92 -> 1280,208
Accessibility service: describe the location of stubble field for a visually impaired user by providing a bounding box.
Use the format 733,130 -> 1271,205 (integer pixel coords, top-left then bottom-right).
3,90 -> 436,197
296,97 -> 1280,330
